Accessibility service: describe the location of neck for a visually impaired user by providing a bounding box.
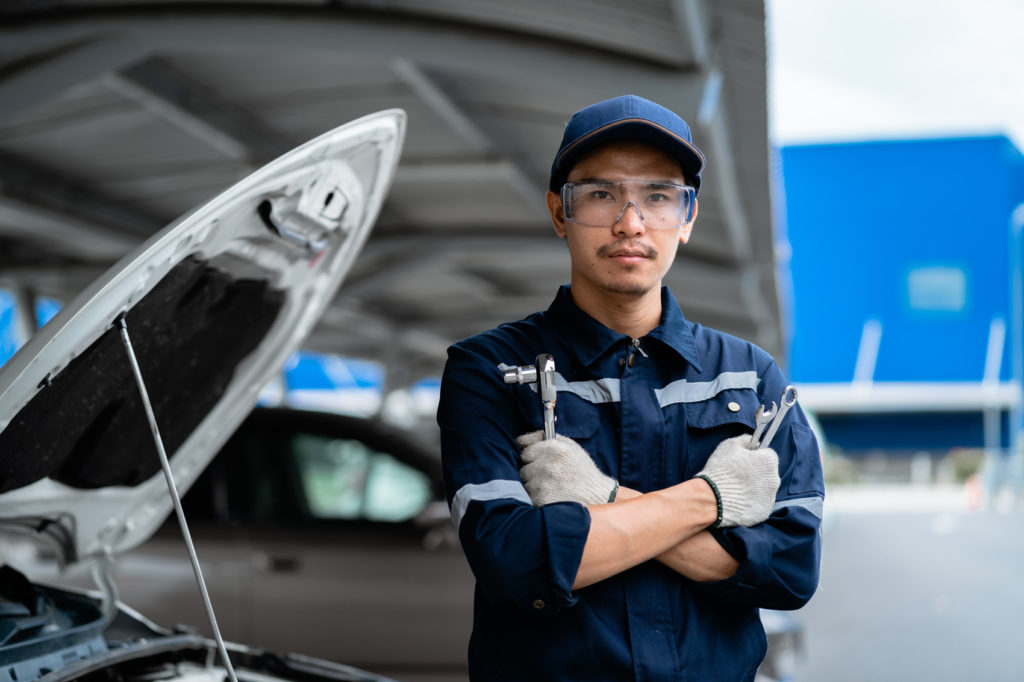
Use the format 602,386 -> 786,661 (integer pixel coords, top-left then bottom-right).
569,283 -> 663,339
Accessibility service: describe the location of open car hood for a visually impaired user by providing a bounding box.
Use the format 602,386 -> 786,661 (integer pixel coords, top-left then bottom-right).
0,109 -> 405,566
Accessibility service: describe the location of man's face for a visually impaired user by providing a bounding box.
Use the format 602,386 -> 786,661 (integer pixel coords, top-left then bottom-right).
546,140 -> 696,300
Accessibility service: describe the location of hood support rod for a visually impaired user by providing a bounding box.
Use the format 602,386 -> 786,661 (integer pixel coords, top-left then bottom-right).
117,316 -> 239,682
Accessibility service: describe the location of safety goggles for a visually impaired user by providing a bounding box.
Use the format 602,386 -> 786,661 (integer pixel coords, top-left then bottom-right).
561,180 -> 696,229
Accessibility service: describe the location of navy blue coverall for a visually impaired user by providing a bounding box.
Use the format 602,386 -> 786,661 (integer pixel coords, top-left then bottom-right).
438,285 -> 824,681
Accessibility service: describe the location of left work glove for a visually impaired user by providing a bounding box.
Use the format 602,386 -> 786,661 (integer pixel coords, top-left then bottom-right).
695,435 -> 780,528
516,431 -> 618,507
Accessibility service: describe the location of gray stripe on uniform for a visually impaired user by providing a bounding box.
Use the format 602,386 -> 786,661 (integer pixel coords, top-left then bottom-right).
558,375 -> 620,404
497,364 -> 619,404
498,365 -> 758,408
655,371 -> 760,407
773,496 -> 824,519
451,479 -> 532,529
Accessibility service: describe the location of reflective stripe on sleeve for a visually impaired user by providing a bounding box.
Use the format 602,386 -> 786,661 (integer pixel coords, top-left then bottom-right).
451,479 -> 532,529
772,495 -> 824,519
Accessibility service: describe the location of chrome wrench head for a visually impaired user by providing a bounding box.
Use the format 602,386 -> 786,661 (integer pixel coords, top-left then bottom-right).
748,401 -> 777,449
757,385 -> 799,450
502,354 -> 558,440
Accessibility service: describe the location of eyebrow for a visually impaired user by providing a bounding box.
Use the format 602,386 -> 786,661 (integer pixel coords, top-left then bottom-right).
573,178 -> 683,187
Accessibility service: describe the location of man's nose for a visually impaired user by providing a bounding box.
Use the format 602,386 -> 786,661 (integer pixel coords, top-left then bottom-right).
613,201 -> 646,235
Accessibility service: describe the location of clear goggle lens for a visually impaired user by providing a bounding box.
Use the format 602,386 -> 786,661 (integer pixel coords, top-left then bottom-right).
561,180 -> 696,229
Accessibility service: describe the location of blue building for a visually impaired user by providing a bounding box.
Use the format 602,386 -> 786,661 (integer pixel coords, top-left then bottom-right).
780,135 -> 1024,460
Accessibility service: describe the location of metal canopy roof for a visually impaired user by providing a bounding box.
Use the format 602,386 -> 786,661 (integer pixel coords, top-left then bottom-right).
0,0 -> 781,387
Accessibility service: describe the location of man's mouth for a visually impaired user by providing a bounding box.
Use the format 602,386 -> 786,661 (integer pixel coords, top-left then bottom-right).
598,241 -> 657,261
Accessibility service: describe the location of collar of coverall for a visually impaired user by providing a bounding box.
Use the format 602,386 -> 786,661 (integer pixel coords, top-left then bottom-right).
547,284 -> 703,372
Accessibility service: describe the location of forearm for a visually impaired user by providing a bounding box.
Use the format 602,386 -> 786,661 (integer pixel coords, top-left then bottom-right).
572,479 -> 717,589
615,486 -> 739,582
521,431 -> 776,591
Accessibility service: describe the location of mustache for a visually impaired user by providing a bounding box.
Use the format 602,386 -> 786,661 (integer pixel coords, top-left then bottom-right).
596,240 -> 658,259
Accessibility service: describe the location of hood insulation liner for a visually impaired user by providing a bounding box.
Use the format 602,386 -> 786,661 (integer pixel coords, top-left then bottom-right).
0,257 -> 284,494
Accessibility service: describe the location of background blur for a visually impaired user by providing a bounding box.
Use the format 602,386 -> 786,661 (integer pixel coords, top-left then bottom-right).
3,1 -> 1024,680
769,2 -> 1024,679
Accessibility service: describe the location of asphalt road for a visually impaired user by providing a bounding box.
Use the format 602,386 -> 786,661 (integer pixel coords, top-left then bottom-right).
791,485 -> 1024,681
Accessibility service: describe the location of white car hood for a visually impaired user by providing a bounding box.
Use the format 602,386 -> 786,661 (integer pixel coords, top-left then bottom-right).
0,109 -> 405,566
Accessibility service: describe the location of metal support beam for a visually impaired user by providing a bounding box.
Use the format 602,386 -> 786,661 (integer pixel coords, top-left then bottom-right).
696,72 -> 752,262
9,283 -> 38,346
0,151 -> 164,245
106,56 -> 294,165
391,59 -> 547,213
693,64 -> 776,348
312,305 -> 453,362
0,195 -> 140,262
352,233 -> 567,281
671,0 -> 710,65
393,158 -> 511,184
0,34 -> 146,123
0,264 -> 106,302
391,59 -> 491,150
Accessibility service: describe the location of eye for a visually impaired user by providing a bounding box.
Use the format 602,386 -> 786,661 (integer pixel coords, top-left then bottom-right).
645,185 -> 681,204
576,184 -> 616,203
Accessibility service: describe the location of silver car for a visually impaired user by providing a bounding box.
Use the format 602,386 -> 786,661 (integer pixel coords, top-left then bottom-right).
94,406 -> 473,680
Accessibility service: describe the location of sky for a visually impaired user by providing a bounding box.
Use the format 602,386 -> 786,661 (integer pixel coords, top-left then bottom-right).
765,0 -> 1024,151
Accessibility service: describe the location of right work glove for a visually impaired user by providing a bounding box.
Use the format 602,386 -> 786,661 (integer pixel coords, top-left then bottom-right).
516,431 -> 618,507
695,435 -> 780,528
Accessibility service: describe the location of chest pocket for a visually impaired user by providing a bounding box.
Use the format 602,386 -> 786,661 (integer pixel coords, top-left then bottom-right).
676,388 -> 763,479
683,387 -> 762,433
514,383 -> 600,441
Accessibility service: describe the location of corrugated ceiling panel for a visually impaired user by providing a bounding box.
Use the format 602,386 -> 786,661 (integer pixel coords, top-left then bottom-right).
334,0 -> 694,66
0,0 -> 781,370
161,51 -> 478,156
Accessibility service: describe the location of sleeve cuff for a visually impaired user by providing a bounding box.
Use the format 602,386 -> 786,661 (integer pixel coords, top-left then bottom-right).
533,501 -> 591,612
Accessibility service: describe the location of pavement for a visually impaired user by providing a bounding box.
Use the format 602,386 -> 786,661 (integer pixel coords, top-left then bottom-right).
794,480 -> 1024,682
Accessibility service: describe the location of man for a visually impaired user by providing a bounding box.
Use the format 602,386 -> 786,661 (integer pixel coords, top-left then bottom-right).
437,94 -> 823,681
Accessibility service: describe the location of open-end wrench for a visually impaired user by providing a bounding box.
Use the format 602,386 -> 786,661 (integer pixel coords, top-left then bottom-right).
751,385 -> 799,450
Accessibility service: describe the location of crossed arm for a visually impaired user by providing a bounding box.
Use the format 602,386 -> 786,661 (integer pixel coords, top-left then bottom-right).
516,432 -> 778,590
573,481 -> 738,589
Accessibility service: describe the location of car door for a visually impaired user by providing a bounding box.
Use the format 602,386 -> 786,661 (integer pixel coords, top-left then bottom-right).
226,411 -> 474,677
109,521 -> 251,641
42,465 -> 253,644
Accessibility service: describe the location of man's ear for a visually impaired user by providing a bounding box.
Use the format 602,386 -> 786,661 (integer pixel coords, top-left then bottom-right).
679,199 -> 698,245
547,190 -> 568,239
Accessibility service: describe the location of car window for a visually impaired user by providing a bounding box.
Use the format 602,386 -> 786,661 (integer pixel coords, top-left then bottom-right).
291,433 -> 432,523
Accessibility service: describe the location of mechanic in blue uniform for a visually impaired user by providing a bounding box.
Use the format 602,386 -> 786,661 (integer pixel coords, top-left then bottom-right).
437,94 -> 824,681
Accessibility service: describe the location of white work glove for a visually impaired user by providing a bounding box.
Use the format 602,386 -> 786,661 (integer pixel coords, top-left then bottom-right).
695,435 -> 780,528
516,431 -> 618,507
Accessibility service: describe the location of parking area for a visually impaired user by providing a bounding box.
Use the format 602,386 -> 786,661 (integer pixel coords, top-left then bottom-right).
794,484 -> 1024,681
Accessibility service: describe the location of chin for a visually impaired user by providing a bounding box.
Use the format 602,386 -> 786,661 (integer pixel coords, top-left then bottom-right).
603,280 -> 658,297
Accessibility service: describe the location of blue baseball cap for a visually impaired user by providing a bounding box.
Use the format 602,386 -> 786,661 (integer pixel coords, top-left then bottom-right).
549,94 -> 706,195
